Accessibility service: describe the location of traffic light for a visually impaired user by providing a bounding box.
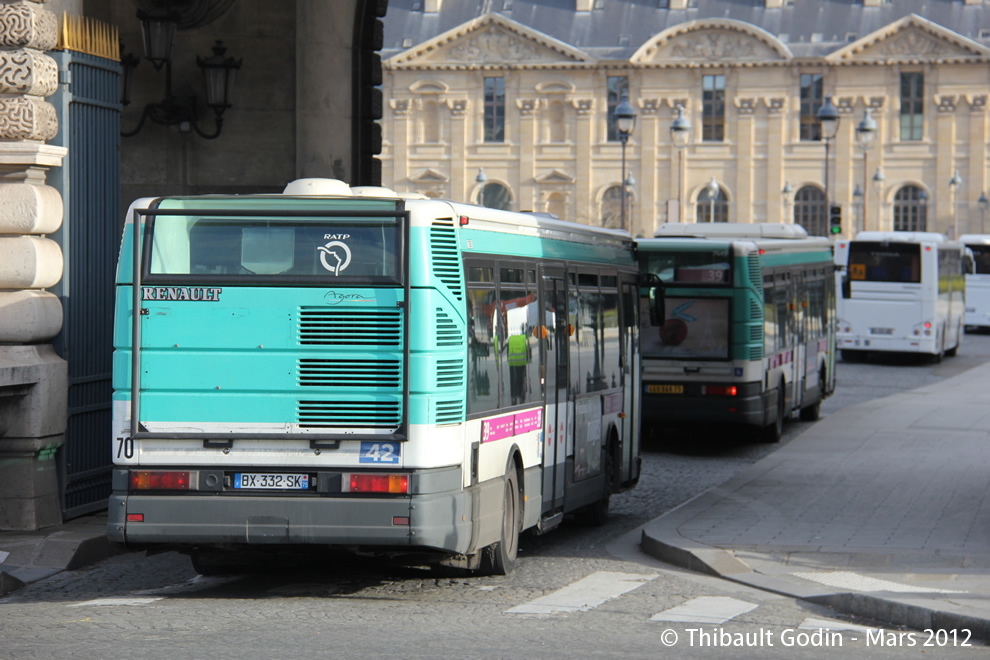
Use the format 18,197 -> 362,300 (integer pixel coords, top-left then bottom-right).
829,204 -> 842,235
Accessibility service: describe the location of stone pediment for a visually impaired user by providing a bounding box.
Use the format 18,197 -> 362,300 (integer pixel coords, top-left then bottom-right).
632,19 -> 791,65
385,13 -> 592,68
409,168 -> 449,184
828,14 -> 990,64
536,169 -> 575,184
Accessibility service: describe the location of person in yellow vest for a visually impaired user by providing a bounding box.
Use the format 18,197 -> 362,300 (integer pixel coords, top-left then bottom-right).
507,324 -> 529,405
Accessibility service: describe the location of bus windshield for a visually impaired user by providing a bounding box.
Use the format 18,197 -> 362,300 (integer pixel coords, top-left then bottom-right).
848,242 -> 920,283
639,248 -> 731,286
146,215 -> 402,284
967,245 -> 990,274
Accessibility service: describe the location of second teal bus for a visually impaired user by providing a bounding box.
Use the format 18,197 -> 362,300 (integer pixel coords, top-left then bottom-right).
637,223 -> 836,442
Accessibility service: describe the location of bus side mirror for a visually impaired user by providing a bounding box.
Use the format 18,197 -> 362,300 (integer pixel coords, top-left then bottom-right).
841,275 -> 851,299
650,287 -> 665,325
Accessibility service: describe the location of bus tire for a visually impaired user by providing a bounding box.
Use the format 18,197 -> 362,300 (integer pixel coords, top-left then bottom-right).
762,384 -> 785,443
479,465 -> 521,576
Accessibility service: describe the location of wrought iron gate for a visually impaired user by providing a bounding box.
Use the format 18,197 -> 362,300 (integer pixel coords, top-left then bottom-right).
49,48 -> 121,519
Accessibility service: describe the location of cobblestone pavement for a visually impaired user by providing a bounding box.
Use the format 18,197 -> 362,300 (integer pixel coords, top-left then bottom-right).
2,335 -> 989,658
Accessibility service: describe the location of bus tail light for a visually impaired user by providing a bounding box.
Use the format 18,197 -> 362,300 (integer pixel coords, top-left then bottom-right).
702,385 -> 737,396
131,471 -> 190,490
349,474 -> 408,494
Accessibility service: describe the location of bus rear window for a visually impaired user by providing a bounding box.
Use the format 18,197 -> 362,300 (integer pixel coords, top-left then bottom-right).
640,249 -> 731,286
967,245 -> 990,274
848,242 -> 920,283
146,217 -> 401,283
641,296 -> 730,360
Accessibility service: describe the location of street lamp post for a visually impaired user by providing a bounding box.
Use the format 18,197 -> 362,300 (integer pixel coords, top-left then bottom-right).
852,184 -> 864,235
855,109 -> 877,230
624,172 -> 636,230
706,176 -> 720,223
949,170 -> 963,238
670,106 -> 691,223
979,192 -> 989,234
476,168 -> 487,207
872,167 -> 885,231
817,96 -> 840,213
615,92 -> 637,232
782,181 -> 794,223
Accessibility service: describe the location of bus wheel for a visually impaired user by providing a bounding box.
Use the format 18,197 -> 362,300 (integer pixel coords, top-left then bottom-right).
762,385 -> 784,443
480,466 -> 521,576
799,371 -> 825,422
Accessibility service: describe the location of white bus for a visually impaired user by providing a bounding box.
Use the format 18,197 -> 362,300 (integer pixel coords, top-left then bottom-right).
835,231 -> 967,361
960,234 -> 990,331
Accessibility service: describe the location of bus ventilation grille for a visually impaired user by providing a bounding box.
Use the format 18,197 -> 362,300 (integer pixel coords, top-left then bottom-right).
297,400 -> 401,428
436,359 -> 464,388
298,359 -> 401,388
748,254 -> 763,292
436,308 -> 463,347
749,325 -> 762,343
298,309 -> 401,346
750,299 -> 762,319
430,222 -> 464,301
749,346 -> 764,360
434,400 -> 464,424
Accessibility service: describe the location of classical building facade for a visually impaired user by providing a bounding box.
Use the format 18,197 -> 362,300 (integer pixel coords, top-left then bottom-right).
381,0 -> 990,239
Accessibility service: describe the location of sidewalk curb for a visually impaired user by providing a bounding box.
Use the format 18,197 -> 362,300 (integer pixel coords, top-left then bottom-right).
641,523 -> 990,644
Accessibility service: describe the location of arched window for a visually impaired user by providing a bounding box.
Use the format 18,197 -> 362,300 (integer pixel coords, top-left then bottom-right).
547,192 -> 566,222
422,100 -> 440,143
601,186 -> 626,229
479,182 -> 512,211
893,185 -> 927,232
695,185 -> 729,223
794,186 -> 827,236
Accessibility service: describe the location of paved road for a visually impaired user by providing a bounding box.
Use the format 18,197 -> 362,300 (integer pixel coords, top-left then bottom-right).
3,334 -> 989,658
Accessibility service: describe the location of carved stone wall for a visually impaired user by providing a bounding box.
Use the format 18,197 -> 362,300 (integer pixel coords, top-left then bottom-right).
0,0 -> 68,531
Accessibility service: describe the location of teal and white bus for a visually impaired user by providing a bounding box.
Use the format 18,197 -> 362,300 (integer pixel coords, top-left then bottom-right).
637,223 -> 836,442
109,179 -> 641,575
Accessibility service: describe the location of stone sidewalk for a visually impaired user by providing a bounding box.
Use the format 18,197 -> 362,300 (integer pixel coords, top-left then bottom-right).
641,358 -> 990,641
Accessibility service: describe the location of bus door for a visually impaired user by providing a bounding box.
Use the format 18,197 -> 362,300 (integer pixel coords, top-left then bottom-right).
619,278 -> 640,485
540,269 -> 568,515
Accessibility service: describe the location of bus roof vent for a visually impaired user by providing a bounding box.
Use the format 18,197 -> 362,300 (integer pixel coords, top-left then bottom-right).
351,186 -> 398,197
282,178 -> 352,196
654,222 -> 809,239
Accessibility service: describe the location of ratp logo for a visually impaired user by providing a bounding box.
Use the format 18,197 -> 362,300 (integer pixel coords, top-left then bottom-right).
317,241 -> 352,275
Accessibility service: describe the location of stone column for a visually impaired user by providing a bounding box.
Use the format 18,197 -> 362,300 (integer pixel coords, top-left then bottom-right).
764,98 -> 786,223
573,98 -> 594,225
448,99 -> 468,201
389,99 -> 411,190
637,99 -> 660,236
0,0 -> 68,530
517,98 -> 537,213
935,95 -> 959,236
734,98 -> 757,223
967,94 -> 987,233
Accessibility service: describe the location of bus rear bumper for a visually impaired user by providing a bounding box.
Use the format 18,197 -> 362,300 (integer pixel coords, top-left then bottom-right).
108,489 -> 472,555
837,335 -> 937,354
640,391 -> 764,426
